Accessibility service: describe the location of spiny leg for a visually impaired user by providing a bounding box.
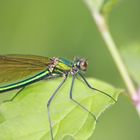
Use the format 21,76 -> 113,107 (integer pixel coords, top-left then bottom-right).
47,76 -> 67,140
3,87 -> 25,103
78,72 -> 117,103
69,75 -> 97,121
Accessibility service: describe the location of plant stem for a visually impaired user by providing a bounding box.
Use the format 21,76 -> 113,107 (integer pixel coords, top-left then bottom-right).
84,2 -> 139,115
92,11 -> 136,97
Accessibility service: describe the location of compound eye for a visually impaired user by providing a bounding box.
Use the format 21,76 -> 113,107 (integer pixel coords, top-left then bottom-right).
80,61 -> 88,71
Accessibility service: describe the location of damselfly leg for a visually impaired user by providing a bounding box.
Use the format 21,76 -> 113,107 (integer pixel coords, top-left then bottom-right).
3,87 -> 25,103
47,76 -> 67,140
69,75 -> 97,121
78,72 -> 117,103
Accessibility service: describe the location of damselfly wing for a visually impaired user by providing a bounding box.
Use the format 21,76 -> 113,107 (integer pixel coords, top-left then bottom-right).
0,55 -> 53,92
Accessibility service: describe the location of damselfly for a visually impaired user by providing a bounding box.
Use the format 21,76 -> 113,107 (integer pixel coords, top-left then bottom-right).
0,55 -> 116,140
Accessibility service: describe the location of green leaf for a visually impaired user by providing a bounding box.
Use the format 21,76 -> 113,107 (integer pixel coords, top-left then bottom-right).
121,43 -> 140,85
101,0 -> 119,18
0,77 -> 121,140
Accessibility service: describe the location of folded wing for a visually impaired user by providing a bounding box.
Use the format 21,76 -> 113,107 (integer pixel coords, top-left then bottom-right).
0,55 -> 52,87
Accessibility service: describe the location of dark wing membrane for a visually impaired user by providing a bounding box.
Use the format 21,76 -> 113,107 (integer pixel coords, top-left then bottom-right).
0,55 -> 52,87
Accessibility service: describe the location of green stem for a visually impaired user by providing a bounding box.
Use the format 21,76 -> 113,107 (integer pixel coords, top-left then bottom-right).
84,1 -> 139,115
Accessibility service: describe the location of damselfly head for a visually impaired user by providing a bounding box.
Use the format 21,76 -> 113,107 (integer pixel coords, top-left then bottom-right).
74,58 -> 88,71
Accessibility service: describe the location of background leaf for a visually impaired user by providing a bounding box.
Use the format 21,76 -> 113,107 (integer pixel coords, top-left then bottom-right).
121,43 -> 140,85
0,77 -> 120,140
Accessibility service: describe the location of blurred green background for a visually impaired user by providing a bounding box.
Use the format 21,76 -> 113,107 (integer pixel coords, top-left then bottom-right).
0,0 -> 140,140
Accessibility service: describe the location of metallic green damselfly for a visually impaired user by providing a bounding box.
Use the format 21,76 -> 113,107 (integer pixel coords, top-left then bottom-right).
0,55 -> 116,140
